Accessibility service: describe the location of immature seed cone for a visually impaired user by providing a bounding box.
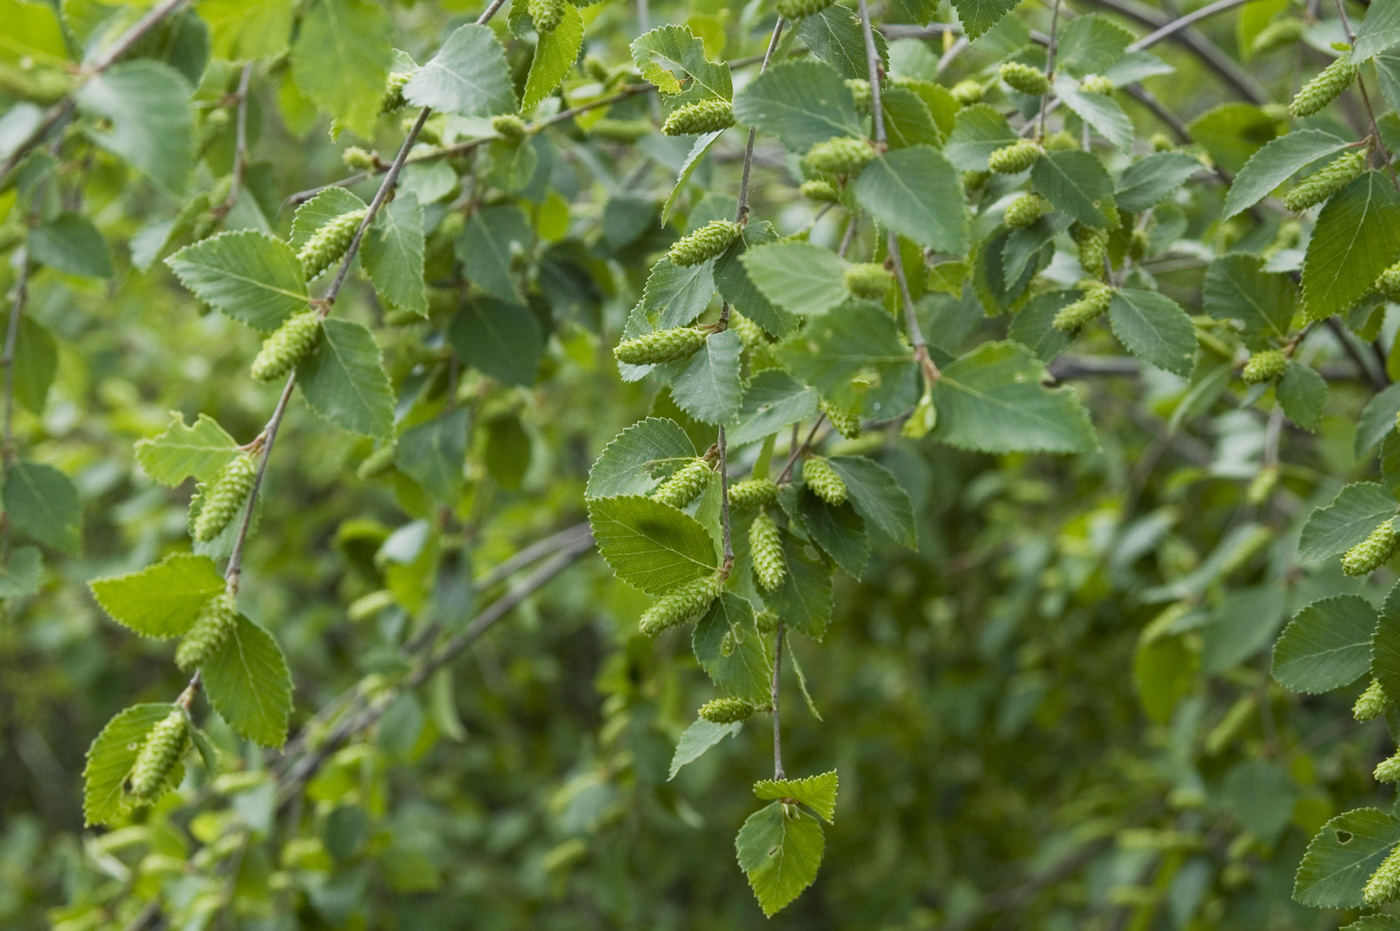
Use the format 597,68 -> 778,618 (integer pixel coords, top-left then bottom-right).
1079,74 -> 1114,95
1356,678 -> 1390,721
342,146 -> 376,170
731,315 -> 780,370
1342,519 -> 1399,576
804,136 -> 875,175
653,459 -> 712,508
1072,222 -> 1110,273
662,99 -> 735,136
699,697 -> 757,723
776,0 -> 836,17
1241,348 -> 1287,384
193,452 -> 258,542
491,114 -> 528,141
357,444 -> 397,480
667,219 -> 741,266
800,179 -> 841,203
1251,18 -> 1305,56
251,311 -> 322,382
962,169 -> 991,191
298,209 -> 367,279
528,0 -> 564,30
1005,193 -> 1050,228
846,78 -> 872,115
1378,750 -> 1400,783
614,327 -> 707,365
175,592 -> 238,671
999,61 -> 1049,96
950,79 -> 983,106
728,478 -> 780,508
591,118 -> 654,142
1052,282 -> 1113,332
822,400 -> 862,439
1365,845 -> 1400,906
844,262 -> 895,301
127,710 -> 189,801
1150,132 -> 1174,152
639,577 -> 721,636
988,140 -> 1043,174
803,457 -> 847,506
378,70 -> 415,115
1290,58 -> 1359,117
1044,130 -> 1078,151
1378,261 -> 1400,299
750,510 -> 787,591
1283,150 -> 1366,212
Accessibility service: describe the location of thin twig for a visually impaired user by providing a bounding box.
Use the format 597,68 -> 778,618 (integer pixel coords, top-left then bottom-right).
889,231 -> 938,385
0,250 -> 29,558
857,0 -> 887,146
1332,0 -> 1398,182
1128,0 -> 1254,51
777,418 -> 825,485
735,19 -> 786,224
1038,0 -> 1062,138
212,64 -> 254,223
771,621 -> 785,780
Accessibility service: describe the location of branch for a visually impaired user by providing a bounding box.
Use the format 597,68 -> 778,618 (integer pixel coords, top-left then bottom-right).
857,0 -> 888,146
212,63 -> 254,223
735,19 -> 786,224
771,621 -> 786,780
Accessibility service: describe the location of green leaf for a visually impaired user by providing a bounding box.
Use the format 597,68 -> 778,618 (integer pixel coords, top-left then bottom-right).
881,85 -> 942,149
289,187 -> 367,252
1202,253 -> 1295,348
754,770 -> 838,823
692,593 -> 773,706
1356,0 -> 1400,60
1222,759 -> 1295,843
166,231 -> 308,332
642,256 -> 716,330
1302,171 -> 1400,322
135,412 -> 239,487
827,456 -> 917,547
0,545 -> 41,599
950,0 -> 1022,39
662,130 -> 725,224
741,241 -> 849,316
1054,76 -> 1133,152
930,341 -> 1098,454
1295,808 -> 1400,907
630,25 -> 732,107
715,223 -> 798,339
1358,382 -> 1400,458
1,311 -> 55,413
455,204 -> 531,304
89,554 -> 225,639
75,61 -> 193,195
797,6 -> 888,80
363,192 -> 427,316
29,213 -> 112,278
944,104 -> 1019,172
735,801 -> 825,917
729,371 -> 819,447
4,460 -> 80,553
669,718 -> 742,780
779,301 -> 917,418
83,703 -> 183,826
1107,288 -> 1197,377
664,328 -> 743,425
587,495 -> 720,594
1271,595 -> 1377,693
796,489 -> 869,577
1055,14 -> 1135,74
1031,150 -> 1116,227
291,0 -> 391,136
853,146 -> 968,254
396,409 -> 467,502
1371,581 -> 1400,708
1278,362 -> 1327,430
297,318 -> 395,438
587,417 -> 697,498
200,0 -> 294,60
522,3 -> 583,111
1222,129 -> 1351,219
1188,103 -> 1281,175
449,298 -> 543,387
731,59 -> 861,153
202,614 -> 293,748
0,0 -> 66,64
1298,482 -> 1398,562
1115,152 -> 1205,213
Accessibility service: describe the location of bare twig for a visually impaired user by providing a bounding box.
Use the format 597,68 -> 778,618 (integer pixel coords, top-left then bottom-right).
771,621 -> 786,780
1039,0 -> 1063,138
857,0 -> 887,146
735,19 -> 786,224
212,64 -> 254,222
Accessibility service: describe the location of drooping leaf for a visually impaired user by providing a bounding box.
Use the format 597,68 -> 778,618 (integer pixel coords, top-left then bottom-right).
396,409 -> 467,502
753,770 -> 838,823
827,456 -> 917,547
449,298 -> 543,387
692,593 -> 773,706
0,546 -> 42,599
362,192 -> 427,316
83,703 -> 184,826
1271,595 -> 1377,693
75,61 -> 193,195
1295,808 -> 1400,907
668,718 -> 742,780
89,554 -> 226,639
201,0 -> 295,60
853,146 -> 968,254
735,802 -> 826,917
1298,482 -> 1398,563
731,59 -> 862,153
29,213 -> 112,278
587,418 -> 697,498
4,460 -> 81,553
202,614 -> 293,748
587,495 -> 720,594
522,3 -> 584,111
1223,129 -> 1351,219
1031,149 -> 1116,227
455,204 -> 532,304
166,231 -> 309,332
664,328 -> 743,425
291,0 -> 392,136
1278,363 -> 1328,430
297,317 -> 395,438
0,311 -> 56,414
1302,171 -> 1400,322
1202,253 -> 1295,348
1107,288 -> 1197,377
950,0 -> 1023,40
1357,382 -> 1400,459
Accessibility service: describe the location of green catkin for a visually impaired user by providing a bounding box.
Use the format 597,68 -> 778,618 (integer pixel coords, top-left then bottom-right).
731,315 -> 780,370
175,593 -> 238,671
590,118 -> 654,142
1246,464 -> 1279,504
1251,18 -> 1305,56
528,0 -> 564,29
661,99 -> 735,136
1129,228 -> 1149,262
1377,261 -> 1400,299
357,444 -> 397,479
950,79 -> 983,106
999,62 -> 1049,96
1044,130 -> 1078,151
699,698 -> 757,723
846,78 -> 872,114
804,136 -> 875,175
1241,348 -> 1288,384
844,262 -> 895,301
1072,222 -> 1111,273
653,459 -> 712,508
1052,282 -> 1113,332
127,711 -> 189,801
667,219 -> 741,266
1343,519 -> 1399,576
962,169 -> 991,191
1282,150 -> 1366,211
342,146 -> 376,170
728,478 -> 780,508
379,70 -> 415,115
803,457 -> 847,506
1289,58 -> 1359,117
491,114 -> 528,141
639,577 -> 721,636
822,400 -> 862,439
193,452 -> 258,542
298,209 -> 366,279
1356,678 -> 1391,721
988,140 -> 1043,174
750,510 -> 787,591
1150,132 -> 1174,151
584,54 -> 612,83
1365,845 -> 1400,906
800,179 -> 841,203
776,0 -> 835,17
251,311 -> 322,382
1005,193 -> 1050,228
1377,751 -> 1400,783
1079,74 -> 1114,95
614,327 -> 708,365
